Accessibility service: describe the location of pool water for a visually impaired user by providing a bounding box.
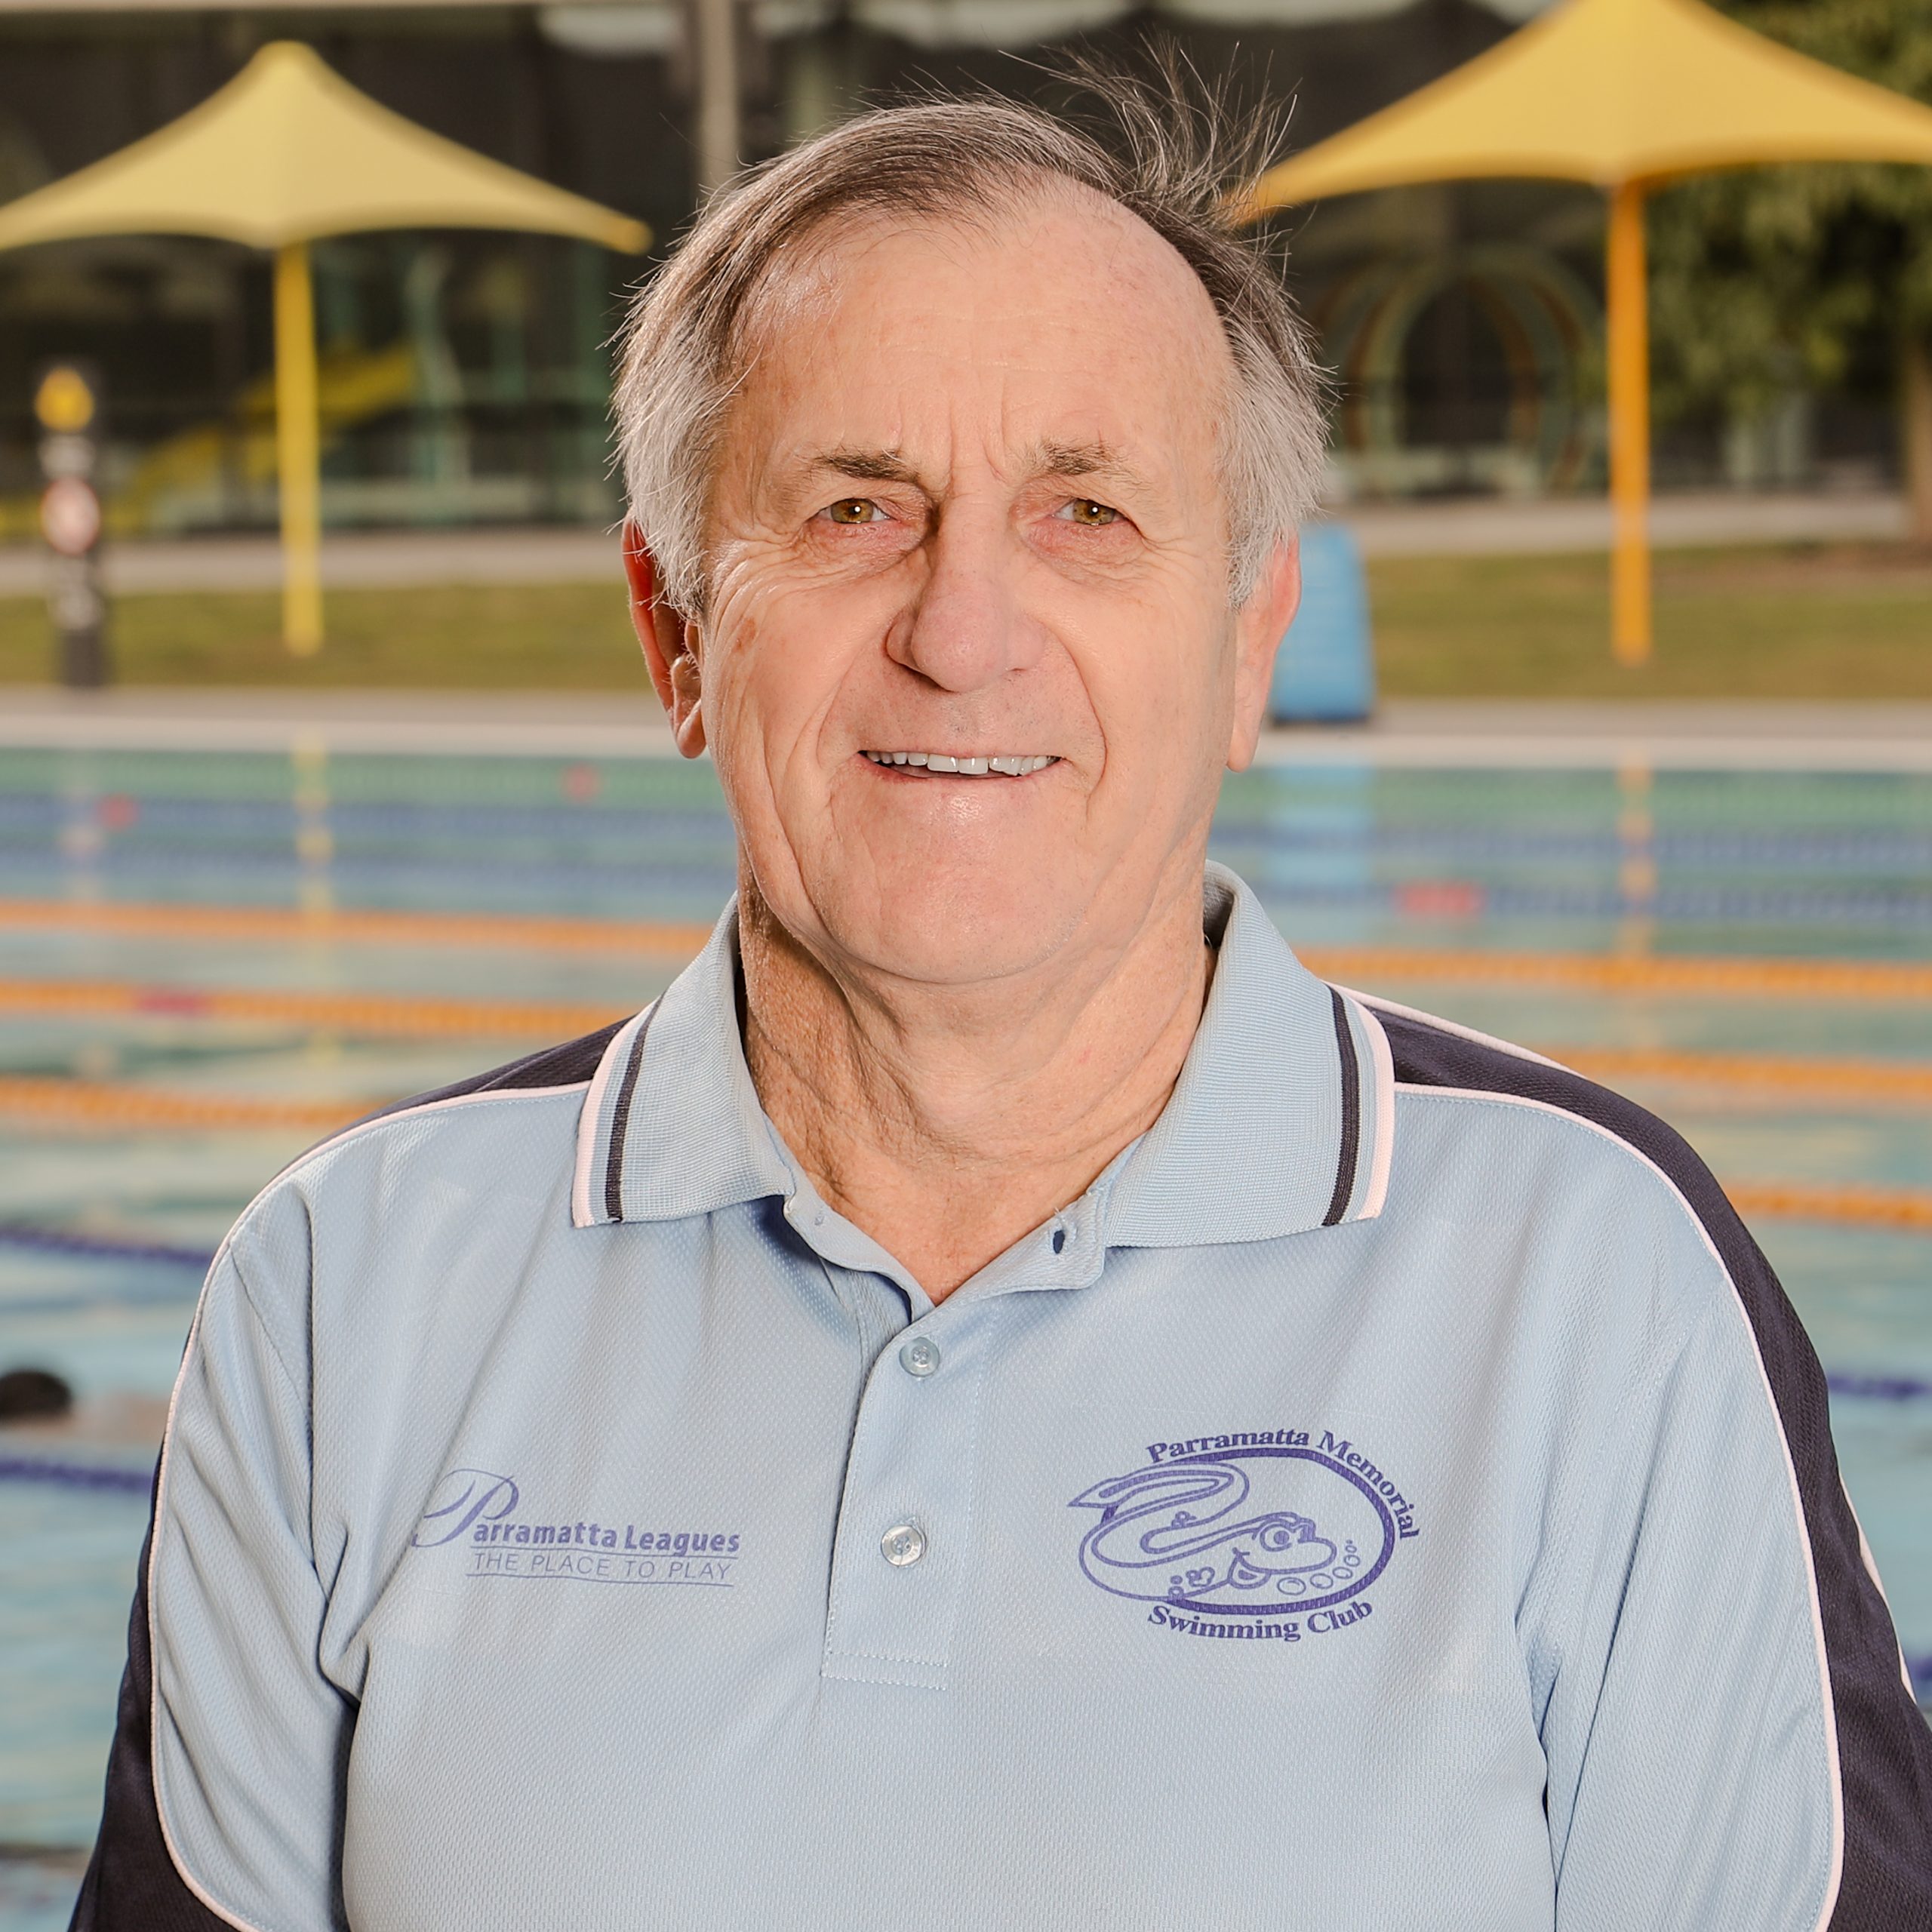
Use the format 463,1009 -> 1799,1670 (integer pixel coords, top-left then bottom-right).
2,746 -> 1928,1926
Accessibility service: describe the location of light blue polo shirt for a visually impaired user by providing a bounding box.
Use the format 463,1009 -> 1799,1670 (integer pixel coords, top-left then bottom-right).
72,865 -> 1932,1932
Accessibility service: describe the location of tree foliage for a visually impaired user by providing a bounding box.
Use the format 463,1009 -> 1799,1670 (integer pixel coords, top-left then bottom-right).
1647,0 -> 1932,423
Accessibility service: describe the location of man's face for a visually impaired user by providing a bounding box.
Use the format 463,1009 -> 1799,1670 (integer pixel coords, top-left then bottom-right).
643,189 -> 1297,989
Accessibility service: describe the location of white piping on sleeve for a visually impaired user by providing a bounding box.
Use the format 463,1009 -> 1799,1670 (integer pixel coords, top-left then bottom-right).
1396,1078 -> 1844,1932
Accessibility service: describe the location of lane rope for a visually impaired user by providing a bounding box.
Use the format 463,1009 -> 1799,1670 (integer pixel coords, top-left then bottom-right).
6,897 -> 1932,1001
1546,1046 -> 1932,1107
0,1224 -> 213,1268
0,1457 -> 150,1496
0,1076 -> 356,1132
7,979 -> 1931,1113
0,897 -> 712,958
0,977 -> 625,1041
1306,945 -> 1932,1004
1724,1182 -> 1932,1234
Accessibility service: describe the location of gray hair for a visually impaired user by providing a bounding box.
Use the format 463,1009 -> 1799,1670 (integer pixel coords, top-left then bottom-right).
613,69 -> 1327,618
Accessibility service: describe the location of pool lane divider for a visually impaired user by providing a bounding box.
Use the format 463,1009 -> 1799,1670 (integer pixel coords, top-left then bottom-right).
5,897 -> 1932,1004
1312,947 -> 1932,1004
0,897 -> 713,958
1724,1182 -> 1932,1234
9,980 -> 1932,1114
0,977 -> 626,1041
0,1076 -> 368,1132
1828,1372 -> 1932,1402
0,1456 -> 152,1496
0,1223 -> 214,1267
14,980 -> 1932,1102
1552,1047 -> 1932,1108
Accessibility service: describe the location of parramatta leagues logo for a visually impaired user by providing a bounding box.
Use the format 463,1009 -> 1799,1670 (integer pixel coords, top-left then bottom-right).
411,1467 -> 741,1588
1069,1429 -> 1417,1645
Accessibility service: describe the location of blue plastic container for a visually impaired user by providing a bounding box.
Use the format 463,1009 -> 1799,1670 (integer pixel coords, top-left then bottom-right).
1269,521 -> 1375,724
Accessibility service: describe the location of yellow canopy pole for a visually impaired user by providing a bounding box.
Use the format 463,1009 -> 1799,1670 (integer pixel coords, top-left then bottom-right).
1237,0 -> 1932,671
273,238 -> 323,655
1606,179 -> 1651,668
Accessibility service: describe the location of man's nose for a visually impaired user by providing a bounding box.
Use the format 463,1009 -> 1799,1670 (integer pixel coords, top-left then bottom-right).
886,506 -> 1044,694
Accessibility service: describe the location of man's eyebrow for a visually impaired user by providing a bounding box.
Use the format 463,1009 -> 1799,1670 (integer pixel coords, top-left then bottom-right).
800,441 -> 1152,494
1034,440 -> 1151,494
808,448 -> 923,486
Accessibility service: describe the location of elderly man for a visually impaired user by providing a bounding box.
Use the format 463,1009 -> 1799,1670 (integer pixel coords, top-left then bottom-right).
75,86 -> 1929,1932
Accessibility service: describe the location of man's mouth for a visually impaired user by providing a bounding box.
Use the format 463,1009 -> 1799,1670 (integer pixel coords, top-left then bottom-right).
860,750 -> 1059,777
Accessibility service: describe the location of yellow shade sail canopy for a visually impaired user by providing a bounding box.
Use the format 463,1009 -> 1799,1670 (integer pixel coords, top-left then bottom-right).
0,40 -> 649,253
1238,0 -> 1932,669
0,42 -> 648,655
1239,0 -> 1932,208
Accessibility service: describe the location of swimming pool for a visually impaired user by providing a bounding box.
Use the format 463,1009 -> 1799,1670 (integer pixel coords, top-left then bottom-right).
2,743 -> 1928,1927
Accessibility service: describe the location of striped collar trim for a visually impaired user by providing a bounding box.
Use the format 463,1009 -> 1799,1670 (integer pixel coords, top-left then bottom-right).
573,866 -> 1395,1244
571,903 -> 794,1229
570,1004 -> 657,1229
1102,866 -> 1393,1247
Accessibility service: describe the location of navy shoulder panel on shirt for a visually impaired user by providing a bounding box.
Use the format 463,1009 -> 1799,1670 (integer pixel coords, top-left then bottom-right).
1377,1001 -> 1932,1931
349,1019 -> 627,1132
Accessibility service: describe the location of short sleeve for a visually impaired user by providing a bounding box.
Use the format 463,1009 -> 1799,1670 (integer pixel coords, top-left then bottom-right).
71,1245 -> 350,1932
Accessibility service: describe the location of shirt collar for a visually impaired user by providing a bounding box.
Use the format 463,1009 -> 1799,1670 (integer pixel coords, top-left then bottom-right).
573,863 -> 1392,1245
571,902 -> 791,1229
1102,863 -> 1392,1247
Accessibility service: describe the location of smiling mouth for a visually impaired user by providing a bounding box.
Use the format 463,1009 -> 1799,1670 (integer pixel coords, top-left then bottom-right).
860,750 -> 1059,777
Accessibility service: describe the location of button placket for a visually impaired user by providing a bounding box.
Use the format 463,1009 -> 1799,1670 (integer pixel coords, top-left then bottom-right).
822,1319 -> 984,1691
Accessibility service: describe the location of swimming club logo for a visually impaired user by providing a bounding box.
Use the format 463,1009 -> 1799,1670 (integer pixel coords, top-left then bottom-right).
1069,1429 -> 1418,1645
411,1467 -> 741,1589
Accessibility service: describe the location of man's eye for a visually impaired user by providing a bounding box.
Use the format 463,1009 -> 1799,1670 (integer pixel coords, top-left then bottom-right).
1057,499 -> 1121,527
823,498 -> 883,525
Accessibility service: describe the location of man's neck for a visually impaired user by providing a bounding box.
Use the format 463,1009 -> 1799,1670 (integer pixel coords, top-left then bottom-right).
738,868 -> 1215,1303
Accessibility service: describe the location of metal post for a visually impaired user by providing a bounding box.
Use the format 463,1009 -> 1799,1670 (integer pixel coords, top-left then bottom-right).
1606,179 -> 1651,668
275,238 -> 325,654
694,0 -> 740,198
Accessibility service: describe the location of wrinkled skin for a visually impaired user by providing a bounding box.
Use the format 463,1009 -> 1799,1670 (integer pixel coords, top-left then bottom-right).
626,186 -> 1300,1297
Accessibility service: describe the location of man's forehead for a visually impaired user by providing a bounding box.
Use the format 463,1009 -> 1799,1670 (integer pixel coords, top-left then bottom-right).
749,191 -> 1221,368
727,190 -> 1228,484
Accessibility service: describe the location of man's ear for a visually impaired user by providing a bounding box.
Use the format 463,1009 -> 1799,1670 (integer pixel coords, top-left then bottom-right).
622,520 -> 707,760
1226,534 -> 1300,774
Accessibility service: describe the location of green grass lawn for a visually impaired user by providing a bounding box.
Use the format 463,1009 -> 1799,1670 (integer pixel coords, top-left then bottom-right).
1369,544 -> 1932,700
1,542 -> 1926,698
0,580 -> 645,690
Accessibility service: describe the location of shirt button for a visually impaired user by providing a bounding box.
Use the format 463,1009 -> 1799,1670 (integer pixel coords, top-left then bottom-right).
898,1336 -> 940,1377
880,1521 -> 928,1567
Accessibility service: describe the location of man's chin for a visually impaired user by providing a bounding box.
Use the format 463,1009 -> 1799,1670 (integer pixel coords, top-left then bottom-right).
816,878 -> 1084,991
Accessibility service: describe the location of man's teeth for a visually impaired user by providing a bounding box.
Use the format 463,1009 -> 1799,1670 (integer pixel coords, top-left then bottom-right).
861,751 -> 1057,777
